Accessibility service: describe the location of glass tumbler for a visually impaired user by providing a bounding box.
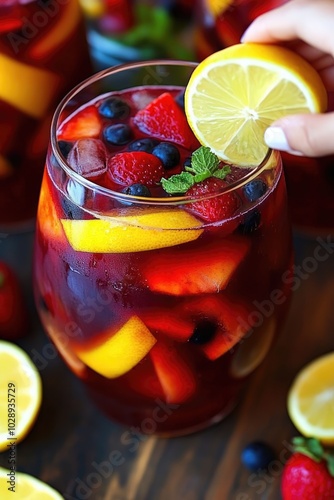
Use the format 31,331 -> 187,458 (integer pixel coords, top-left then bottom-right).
33,61 -> 293,436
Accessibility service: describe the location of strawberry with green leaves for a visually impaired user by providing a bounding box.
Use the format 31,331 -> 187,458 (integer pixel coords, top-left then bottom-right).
282,437 -> 334,500
0,262 -> 29,339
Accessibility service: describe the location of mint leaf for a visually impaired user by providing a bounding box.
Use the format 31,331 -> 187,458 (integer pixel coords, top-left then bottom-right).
214,165 -> 231,180
186,146 -> 219,175
326,455 -> 334,477
307,438 -> 324,458
161,146 -> 228,195
161,172 -> 194,194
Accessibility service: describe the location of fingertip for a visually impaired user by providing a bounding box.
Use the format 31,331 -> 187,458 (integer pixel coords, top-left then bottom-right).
264,127 -> 303,156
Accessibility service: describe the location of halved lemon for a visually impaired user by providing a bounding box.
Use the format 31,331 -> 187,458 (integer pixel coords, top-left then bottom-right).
0,466 -> 63,499
287,352 -> 334,445
0,341 -> 42,452
185,43 -> 327,166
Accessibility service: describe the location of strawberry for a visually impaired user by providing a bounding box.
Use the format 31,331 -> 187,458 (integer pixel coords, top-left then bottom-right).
107,151 -> 164,186
281,437 -> 334,500
186,177 -> 241,223
133,92 -> 199,150
58,105 -> 102,141
0,262 -> 29,339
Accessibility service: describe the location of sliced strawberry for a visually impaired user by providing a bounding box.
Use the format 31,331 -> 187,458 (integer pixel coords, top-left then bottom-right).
141,236 -> 250,295
133,92 -> 199,149
107,151 -> 163,186
58,105 -> 102,141
140,308 -> 193,341
182,295 -> 253,360
186,177 -> 241,223
150,342 -> 196,403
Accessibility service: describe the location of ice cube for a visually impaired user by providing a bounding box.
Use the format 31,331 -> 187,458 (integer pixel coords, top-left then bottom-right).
67,138 -> 107,178
131,91 -> 154,110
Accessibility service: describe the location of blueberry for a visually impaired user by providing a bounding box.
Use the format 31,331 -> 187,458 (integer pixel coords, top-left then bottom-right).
58,140 -> 73,159
152,142 -> 180,170
243,179 -> 268,202
103,124 -> 133,145
98,97 -> 130,119
183,156 -> 192,168
175,90 -> 185,109
239,210 -> 261,234
127,138 -> 159,153
189,320 -> 217,345
122,184 -> 151,197
241,441 -> 276,471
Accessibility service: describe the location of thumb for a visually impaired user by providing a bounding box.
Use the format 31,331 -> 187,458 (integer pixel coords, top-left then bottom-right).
264,112 -> 334,157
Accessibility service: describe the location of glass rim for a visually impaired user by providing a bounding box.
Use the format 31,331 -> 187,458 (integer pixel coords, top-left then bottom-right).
50,59 -> 275,206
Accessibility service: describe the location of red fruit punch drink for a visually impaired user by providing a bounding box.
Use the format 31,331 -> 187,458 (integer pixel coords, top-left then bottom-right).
195,0 -> 334,234
0,0 -> 91,226
34,61 -> 292,436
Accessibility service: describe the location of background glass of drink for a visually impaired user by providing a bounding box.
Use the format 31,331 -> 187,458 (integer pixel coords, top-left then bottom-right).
34,61 -> 293,436
195,0 -> 334,235
0,0 -> 92,305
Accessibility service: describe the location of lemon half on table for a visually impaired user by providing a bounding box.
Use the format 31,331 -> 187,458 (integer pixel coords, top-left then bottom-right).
287,352 -> 334,445
0,341 -> 42,452
185,43 -> 327,166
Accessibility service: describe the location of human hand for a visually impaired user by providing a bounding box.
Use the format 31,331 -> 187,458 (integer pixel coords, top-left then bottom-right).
241,0 -> 334,157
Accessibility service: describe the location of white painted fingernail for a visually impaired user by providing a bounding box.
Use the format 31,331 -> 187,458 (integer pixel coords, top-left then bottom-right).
264,127 -> 303,156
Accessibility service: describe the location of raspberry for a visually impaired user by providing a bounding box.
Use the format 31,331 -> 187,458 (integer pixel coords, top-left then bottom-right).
186,178 -> 241,222
107,151 -> 164,186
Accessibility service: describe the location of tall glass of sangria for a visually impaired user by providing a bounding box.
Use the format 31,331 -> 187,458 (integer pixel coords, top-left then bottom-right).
33,61 -> 292,436
195,0 -> 334,235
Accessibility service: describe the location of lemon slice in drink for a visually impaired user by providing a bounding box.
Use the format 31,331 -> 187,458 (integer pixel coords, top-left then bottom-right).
0,467 -> 64,499
207,0 -> 233,16
0,341 -> 42,452
287,352 -> 334,445
185,43 -> 327,166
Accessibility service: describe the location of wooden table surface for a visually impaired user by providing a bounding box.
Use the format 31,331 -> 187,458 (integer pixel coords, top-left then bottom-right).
1,231 -> 334,500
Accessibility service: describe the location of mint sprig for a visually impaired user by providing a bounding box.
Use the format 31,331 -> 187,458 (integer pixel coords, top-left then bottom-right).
292,436 -> 334,477
161,146 -> 231,195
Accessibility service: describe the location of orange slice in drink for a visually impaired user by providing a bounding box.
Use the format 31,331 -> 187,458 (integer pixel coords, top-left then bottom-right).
29,0 -> 81,60
185,43 -> 327,166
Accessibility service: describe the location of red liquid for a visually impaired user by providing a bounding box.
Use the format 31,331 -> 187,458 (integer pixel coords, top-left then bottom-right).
0,0 -> 92,226
34,86 -> 292,435
195,0 -> 334,234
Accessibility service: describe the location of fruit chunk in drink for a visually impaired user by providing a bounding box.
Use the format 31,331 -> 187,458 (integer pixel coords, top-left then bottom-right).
34,80 -> 292,435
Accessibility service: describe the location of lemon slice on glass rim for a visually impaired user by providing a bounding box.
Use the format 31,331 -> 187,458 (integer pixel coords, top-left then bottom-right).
185,43 -> 327,166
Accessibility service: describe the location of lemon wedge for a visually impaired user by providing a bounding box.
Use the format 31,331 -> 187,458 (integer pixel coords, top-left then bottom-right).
0,341 -> 42,452
61,209 -> 203,253
287,352 -> 334,445
185,43 -> 327,166
74,316 -> 156,378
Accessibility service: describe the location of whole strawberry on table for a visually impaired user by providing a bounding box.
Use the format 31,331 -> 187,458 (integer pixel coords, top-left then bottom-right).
281,436 -> 334,499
